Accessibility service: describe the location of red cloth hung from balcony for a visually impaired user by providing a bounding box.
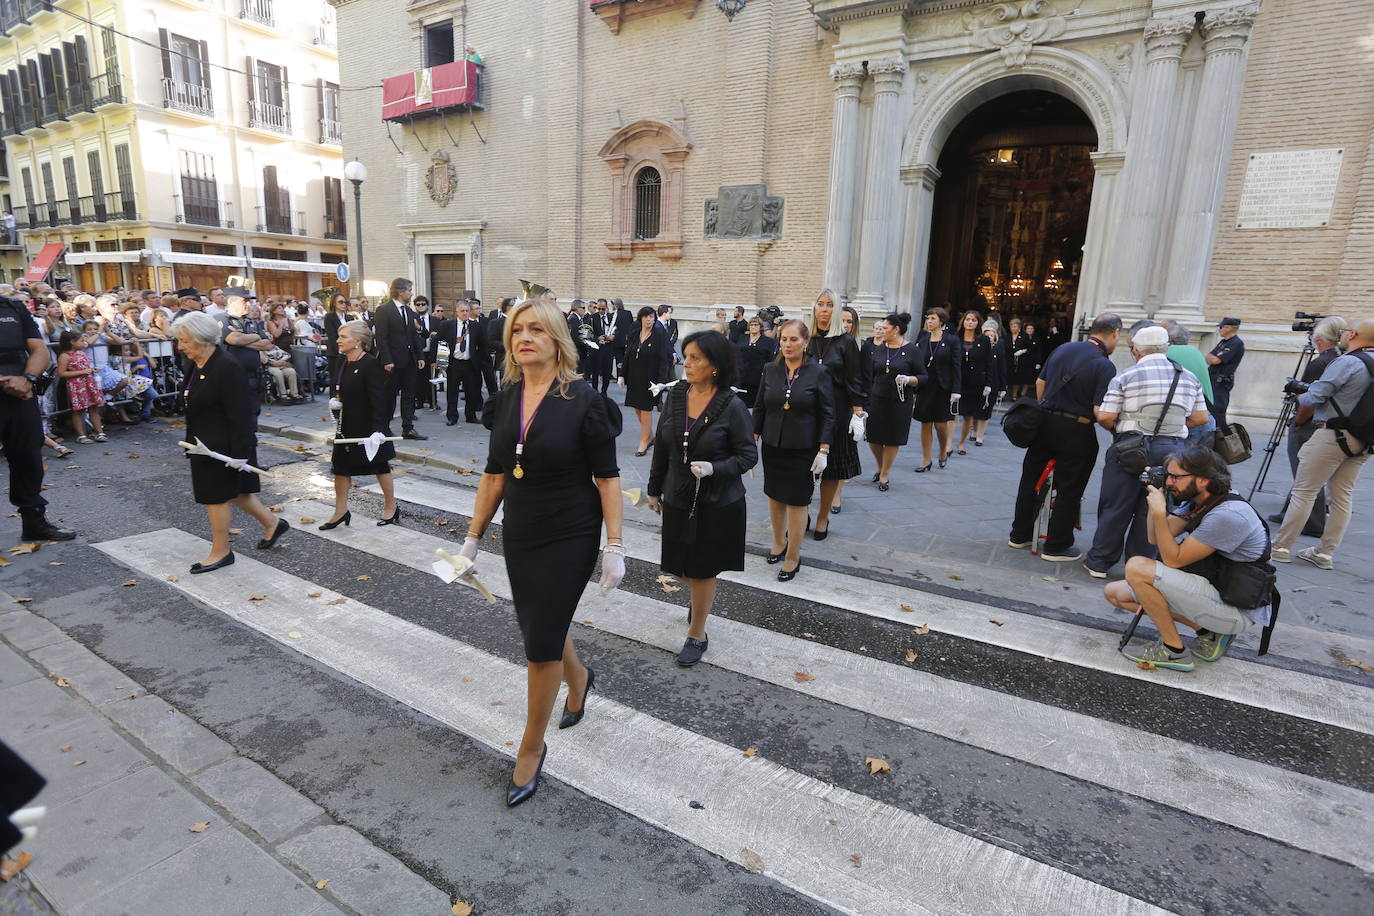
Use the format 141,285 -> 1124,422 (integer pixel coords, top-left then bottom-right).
382,60 -> 478,121
23,242 -> 65,283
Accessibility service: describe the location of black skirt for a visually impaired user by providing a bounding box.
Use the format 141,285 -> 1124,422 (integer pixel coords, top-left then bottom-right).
913,380 -> 953,423
762,443 -> 815,507
958,389 -> 995,421
506,532 -> 600,663
330,441 -> 394,478
867,397 -> 915,446
190,454 -> 260,505
660,498 -> 746,579
822,420 -> 862,481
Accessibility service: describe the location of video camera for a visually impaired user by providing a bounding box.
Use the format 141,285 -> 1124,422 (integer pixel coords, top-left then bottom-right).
1283,378 -> 1311,397
1292,311 -> 1327,334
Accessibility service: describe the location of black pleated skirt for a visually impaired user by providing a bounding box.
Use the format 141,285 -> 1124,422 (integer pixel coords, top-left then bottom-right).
660,497 -> 746,579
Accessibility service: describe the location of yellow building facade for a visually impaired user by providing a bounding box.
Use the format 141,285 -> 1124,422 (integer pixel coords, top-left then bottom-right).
0,0 -> 347,296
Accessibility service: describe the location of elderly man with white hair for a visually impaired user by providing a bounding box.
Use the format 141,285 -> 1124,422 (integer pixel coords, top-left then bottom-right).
1083,323 -> 1212,579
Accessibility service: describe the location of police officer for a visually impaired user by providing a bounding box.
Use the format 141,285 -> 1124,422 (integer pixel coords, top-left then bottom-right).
1207,317 -> 1245,426
0,295 -> 75,541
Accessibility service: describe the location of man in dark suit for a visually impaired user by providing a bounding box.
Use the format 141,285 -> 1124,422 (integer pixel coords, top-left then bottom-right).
728,306 -> 749,344
470,297 -> 500,396
373,277 -> 428,439
657,303 -> 680,367
567,299 -> 593,375
608,297 -> 634,384
441,300 -> 486,425
588,299 -> 613,393
489,297 -> 512,380
412,296 -> 440,409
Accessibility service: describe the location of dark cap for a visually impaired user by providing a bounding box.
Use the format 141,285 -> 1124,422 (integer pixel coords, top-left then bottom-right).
1218,317 -> 1242,328
222,287 -> 252,299
175,287 -> 202,299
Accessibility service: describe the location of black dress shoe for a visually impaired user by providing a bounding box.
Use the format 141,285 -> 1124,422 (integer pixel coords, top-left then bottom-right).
777,557 -> 802,582
19,510 -> 76,542
676,636 -> 708,667
377,508 -> 402,526
871,473 -> 880,483
1267,512 -> 1285,524
974,440 -> 985,447
830,505 -> 841,515
558,668 -> 595,729
190,553 -> 235,574
319,511 -> 351,531
938,455 -> 948,468
402,429 -> 428,440
506,744 -> 547,808
813,526 -> 829,541
914,463 -> 932,473
878,481 -> 890,492
257,518 -> 290,550
767,536 -> 787,564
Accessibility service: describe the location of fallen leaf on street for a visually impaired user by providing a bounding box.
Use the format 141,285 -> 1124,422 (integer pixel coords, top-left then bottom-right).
1042,576 -> 1060,582
850,853 -> 863,868
436,519 -> 449,525
9,543 -> 39,554
288,632 -> 302,639
490,700 -> 504,706
120,579 -> 136,587
899,603 -> 915,613
11,597 -> 32,604
827,819 -> 838,826
355,574 -> 371,581
166,574 -> 180,583
655,574 -> 675,584
188,821 -> 210,833
127,693 -> 138,700
989,619 -> 1004,627
801,632 -> 816,638
228,528 -> 243,535
299,517 -> 317,525
743,747 -> 757,758
864,757 -> 891,775
462,676 -> 473,682
295,444 -> 308,452
126,453 -> 140,459
948,573 -> 962,580
315,879 -> 329,890
307,592 -> 321,599
740,848 -> 765,874
71,760 -> 84,767
904,650 -> 917,662
452,902 -> 475,916
0,556 -> 10,567
248,594 -> 267,602
326,598 -> 346,606
1137,661 -> 1157,671
915,623 -> 931,635
269,505 -> 284,513
793,672 -> 816,684
59,745 -> 72,753
1339,656 -> 1374,674
54,677 -> 69,687
660,582 -> 680,593
0,852 -> 33,881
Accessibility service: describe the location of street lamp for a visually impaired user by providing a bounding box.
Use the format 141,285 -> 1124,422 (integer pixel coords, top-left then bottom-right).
717,0 -> 747,20
343,158 -> 368,291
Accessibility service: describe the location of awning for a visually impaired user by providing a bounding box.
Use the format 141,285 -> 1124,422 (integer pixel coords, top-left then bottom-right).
249,258 -> 339,273
23,242 -> 65,282
161,252 -> 248,268
64,250 -> 144,265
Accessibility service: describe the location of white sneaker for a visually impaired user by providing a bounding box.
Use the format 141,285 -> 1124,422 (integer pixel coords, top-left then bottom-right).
1008,539 -> 1032,549
1271,546 -> 1291,563
1082,562 -> 1108,579
1297,547 -> 1333,570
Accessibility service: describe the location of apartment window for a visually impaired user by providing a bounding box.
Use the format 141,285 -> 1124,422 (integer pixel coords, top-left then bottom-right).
39,162 -> 57,223
180,151 -> 220,226
634,168 -> 662,240
247,58 -> 290,133
86,150 -> 106,221
252,247 -> 304,261
160,31 -> 213,115
19,167 -> 33,204
424,21 -> 454,68
61,39 -> 91,112
324,176 -> 346,239
61,156 -> 78,224
97,25 -> 121,105
261,165 -> 290,233
113,143 -> 136,218
317,80 -> 340,144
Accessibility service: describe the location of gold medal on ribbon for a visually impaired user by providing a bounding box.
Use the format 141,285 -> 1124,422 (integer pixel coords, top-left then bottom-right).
513,464 -> 525,479
783,402 -> 791,410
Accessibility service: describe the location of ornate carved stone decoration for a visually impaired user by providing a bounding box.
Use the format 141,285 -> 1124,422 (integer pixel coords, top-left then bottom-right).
1142,14 -> 1195,59
598,118 -> 693,261
1201,1 -> 1259,51
963,1 -> 1075,68
591,0 -> 701,35
829,60 -> 866,83
424,150 -> 457,207
704,184 -> 783,240
1102,41 -> 1134,91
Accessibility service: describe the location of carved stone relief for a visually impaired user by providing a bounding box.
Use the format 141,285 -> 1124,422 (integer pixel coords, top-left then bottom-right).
963,1 -> 1078,68
704,184 -> 783,239
424,149 -> 458,207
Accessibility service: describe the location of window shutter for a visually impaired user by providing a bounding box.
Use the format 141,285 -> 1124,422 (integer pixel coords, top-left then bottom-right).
158,28 -> 172,81
197,40 -> 209,87
73,36 -> 89,84
245,56 -> 256,107
280,65 -> 289,116
316,78 -> 324,126
50,50 -> 65,106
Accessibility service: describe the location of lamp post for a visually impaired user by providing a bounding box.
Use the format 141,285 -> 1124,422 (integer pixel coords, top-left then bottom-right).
717,0 -> 746,20
342,157 -> 368,293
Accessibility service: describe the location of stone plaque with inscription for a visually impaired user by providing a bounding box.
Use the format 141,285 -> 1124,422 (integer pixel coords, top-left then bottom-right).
704,184 -> 783,239
1236,148 -> 1344,230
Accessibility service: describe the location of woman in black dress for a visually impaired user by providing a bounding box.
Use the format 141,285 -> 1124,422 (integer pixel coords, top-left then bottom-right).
807,290 -> 864,538
754,320 -> 834,582
175,312 -> 288,573
912,306 -> 962,472
734,315 -> 778,407
1011,320 -> 1042,398
647,331 -> 757,667
953,310 -> 993,455
866,313 -> 926,490
830,304 -> 869,515
622,306 -> 673,455
463,297 -> 625,807
974,319 -> 1008,447
324,293 -> 348,393
319,321 -> 399,529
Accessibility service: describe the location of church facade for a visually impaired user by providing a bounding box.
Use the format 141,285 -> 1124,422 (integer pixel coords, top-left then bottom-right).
332,0 -> 1374,418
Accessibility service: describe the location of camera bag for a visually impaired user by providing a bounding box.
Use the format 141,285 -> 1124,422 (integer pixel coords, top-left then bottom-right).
1181,494 -> 1279,655
1108,363 -> 1182,477
1002,346 -> 1100,448
1326,351 -> 1374,456
1213,421 -> 1252,464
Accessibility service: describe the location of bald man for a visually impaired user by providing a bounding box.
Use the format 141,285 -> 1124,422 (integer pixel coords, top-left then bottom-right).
1272,318 -> 1374,569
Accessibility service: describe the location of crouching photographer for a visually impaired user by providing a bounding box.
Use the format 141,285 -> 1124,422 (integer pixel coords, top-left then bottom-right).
1105,446 -> 1277,672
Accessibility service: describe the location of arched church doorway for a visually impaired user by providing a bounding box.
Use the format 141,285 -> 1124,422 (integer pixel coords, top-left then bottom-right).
924,90 -> 1096,332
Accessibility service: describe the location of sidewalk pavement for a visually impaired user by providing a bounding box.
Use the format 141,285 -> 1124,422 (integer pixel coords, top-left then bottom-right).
0,600 -> 452,916
258,391 -> 1374,652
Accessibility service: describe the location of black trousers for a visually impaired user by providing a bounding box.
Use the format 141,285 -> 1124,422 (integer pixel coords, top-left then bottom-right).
1,394 -> 45,511
594,347 -> 615,393
1085,434 -> 1185,574
447,359 -> 484,423
1009,414 -> 1099,554
385,361 -> 419,429
413,357 -> 438,408
481,357 -> 499,397
1210,379 -> 1233,427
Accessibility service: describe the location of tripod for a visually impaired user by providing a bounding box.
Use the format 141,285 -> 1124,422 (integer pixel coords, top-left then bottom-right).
1247,337 -> 1315,500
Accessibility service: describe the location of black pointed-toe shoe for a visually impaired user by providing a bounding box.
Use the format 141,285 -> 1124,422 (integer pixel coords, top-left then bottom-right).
558,669 -> 595,729
190,552 -> 235,574
506,744 -> 548,808
257,518 -> 290,550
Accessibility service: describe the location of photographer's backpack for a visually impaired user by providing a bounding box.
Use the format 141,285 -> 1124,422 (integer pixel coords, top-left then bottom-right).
1326,351 -> 1374,457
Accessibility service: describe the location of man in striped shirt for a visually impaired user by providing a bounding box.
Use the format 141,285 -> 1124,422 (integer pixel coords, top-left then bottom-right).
1084,325 -> 1211,578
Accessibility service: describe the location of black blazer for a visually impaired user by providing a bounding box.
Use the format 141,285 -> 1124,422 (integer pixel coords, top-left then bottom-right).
439,317 -> 488,366
488,313 -> 506,365
753,360 -> 835,450
648,384 -> 758,509
989,336 -> 1009,392
625,323 -> 673,383
918,331 -> 963,394
728,319 -> 749,345
735,334 -> 779,389
610,308 -> 635,354
958,334 -> 992,393
809,331 -> 866,413
184,348 -> 255,461
374,300 -> 423,368
336,354 -> 393,439
324,311 -> 344,355
415,312 -> 442,364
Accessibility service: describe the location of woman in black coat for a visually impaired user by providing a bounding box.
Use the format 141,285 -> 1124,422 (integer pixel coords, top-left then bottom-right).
912,306 -> 963,471
175,312 -> 288,574
954,309 -> 993,454
319,320 -> 399,529
622,306 -> 673,455
734,315 -> 779,407
324,293 -> 348,392
975,319 -> 1009,447
754,320 -> 834,582
1011,321 -> 1043,397
807,290 -> 865,538
647,331 -> 758,667
865,313 -> 926,490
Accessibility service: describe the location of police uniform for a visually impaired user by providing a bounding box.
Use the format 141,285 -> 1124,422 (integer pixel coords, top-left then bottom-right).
1208,317 -> 1245,426
0,296 -> 74,541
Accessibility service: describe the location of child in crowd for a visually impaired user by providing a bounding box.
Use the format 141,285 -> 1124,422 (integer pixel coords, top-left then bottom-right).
56,330 -> 108,444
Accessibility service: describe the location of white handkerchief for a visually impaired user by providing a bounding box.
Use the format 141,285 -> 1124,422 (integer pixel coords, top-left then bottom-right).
431,559 -> 459,584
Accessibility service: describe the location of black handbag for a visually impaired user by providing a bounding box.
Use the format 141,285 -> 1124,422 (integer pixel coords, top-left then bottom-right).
1107,364 -> 1182,478
1002,348 -> 1100,448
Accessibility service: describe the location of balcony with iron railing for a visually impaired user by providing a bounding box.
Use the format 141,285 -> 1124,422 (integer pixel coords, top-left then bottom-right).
239,0 -> 273,28
63,82 -> 92,117
248,99 -> 290,134
256,203 -> 304,236
175,194 -> 234,228
37,90 -> 64,125
17,193 -> 137,228
90,70 -> 124,107
382,60 -> 484,122
324,215 -> 346,240
0,0 -> 53,31
314,23 -> 337,49
162,78 -> 214,117
319,117 -> 341,145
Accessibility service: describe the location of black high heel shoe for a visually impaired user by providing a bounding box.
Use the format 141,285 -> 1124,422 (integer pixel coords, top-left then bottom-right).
777,556 -> 802,582
938,454 -> 949,469
813,524 -> 829,542
190,552 -> 235,574
506,744 -> 548,808
376,507 -> 402,527
319,511 -> 352,531
767,535 -> 788,564
914,462 -> 932,473
558,669 -> 595,730
256,519 -> 290,550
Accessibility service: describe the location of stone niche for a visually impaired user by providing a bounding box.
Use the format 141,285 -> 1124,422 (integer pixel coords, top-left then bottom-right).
705,184 -> 783,240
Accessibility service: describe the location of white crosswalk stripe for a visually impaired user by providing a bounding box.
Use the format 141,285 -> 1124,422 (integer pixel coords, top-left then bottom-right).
95,528 -> 1169,916
286,499 -> 1374,873
372,475 -> 1374,737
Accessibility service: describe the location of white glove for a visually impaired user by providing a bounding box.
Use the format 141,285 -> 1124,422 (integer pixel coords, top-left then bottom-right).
617,377 -> 625,387
458,535 -> 480,565
894,374 -> 910,389
329,397 -> 343,411
810,451 -> 828,475
363,431 -> 388,462
982,386 -> 992,397
689,460 -> 713,479
225,457 -> 249,472
646,495 -> 663,514
599,549 -> 626,594
849,413 -> 866,442
998,390 -> 1007,401
1014,349 -> 1028,357
950,393 -> 961,413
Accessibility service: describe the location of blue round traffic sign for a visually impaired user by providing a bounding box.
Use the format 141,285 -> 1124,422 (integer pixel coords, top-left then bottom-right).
336,262 -> 350,283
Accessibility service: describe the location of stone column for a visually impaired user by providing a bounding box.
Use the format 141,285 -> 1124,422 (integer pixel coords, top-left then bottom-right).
851,55 -> 907,312
1160,2 -> 1259,318
1106,15 -> 1195,313
1076,151 -> 1126,320
822,62 -> 867,299
894,163 -> 941,315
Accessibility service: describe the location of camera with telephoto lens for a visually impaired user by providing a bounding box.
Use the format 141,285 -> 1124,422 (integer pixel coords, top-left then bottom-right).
1283,378 -> 1311,397
1292,311 -> 1327,334
1139,466 -> 1168,489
